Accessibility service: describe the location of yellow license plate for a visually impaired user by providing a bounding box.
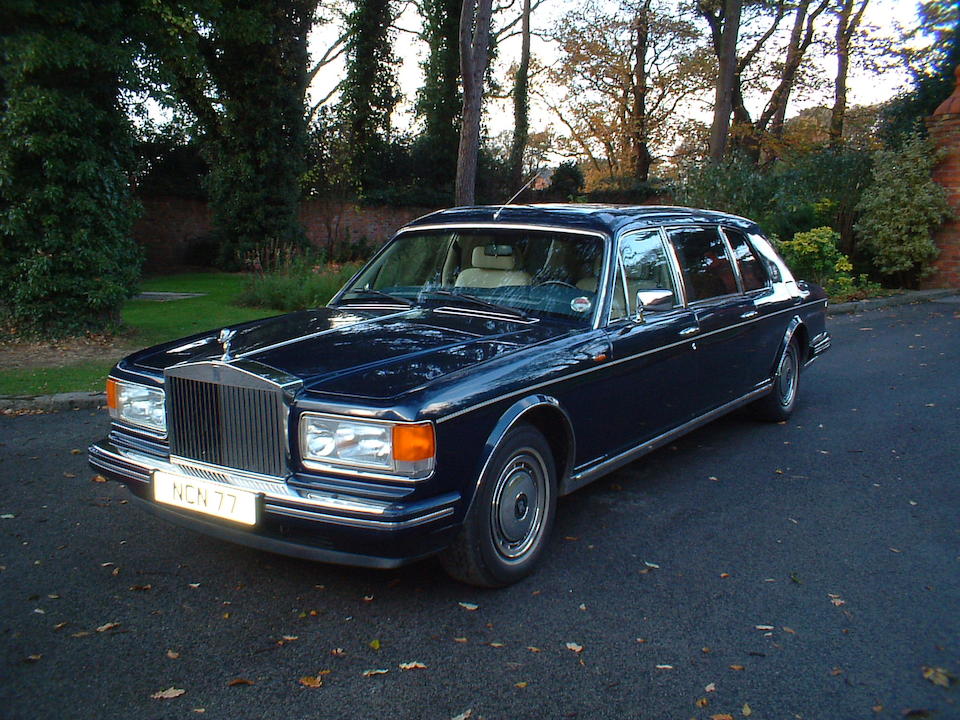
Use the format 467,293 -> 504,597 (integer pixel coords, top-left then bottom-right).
153,470 -> 258,526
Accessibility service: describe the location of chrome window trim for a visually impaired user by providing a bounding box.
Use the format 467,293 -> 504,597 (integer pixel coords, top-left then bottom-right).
716,225 -> 745,294
659,226 -> 689,307
616,227 -> 686,316
432,297 -> 825,424
298,411 -> 436,482
720,225 -> 773,292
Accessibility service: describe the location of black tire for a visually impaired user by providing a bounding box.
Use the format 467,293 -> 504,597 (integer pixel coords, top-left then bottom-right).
752,338 -> 801,422
440,424 -> 557,587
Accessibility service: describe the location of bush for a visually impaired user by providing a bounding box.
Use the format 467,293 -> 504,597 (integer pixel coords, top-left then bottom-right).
855,133 -> 953,285
778,226 -> 882,301
777,227 -> 849,286
236,253 -> 363,312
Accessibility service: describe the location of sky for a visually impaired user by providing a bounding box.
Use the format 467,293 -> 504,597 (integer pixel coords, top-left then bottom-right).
307,0 -> 924,146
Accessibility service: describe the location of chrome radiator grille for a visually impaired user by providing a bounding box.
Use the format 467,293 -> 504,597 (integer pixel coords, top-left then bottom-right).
166,375 -> 288,478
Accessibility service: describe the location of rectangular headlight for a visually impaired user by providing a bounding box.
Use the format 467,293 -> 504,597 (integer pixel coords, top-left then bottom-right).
299,413 -> 434,479
107,378 -> 166,434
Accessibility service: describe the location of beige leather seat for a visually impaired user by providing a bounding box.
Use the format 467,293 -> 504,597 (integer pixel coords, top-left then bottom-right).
456,246 -> 532,288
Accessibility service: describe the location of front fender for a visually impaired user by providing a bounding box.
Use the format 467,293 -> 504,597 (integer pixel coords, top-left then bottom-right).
463,394 -> 574,516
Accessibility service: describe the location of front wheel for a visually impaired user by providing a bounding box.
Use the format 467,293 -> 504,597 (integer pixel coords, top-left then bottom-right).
752,338 -> 800,422
440,425 -> 557,587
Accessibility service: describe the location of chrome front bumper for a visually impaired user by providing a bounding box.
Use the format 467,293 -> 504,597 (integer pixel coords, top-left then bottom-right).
88,439 -> 460,567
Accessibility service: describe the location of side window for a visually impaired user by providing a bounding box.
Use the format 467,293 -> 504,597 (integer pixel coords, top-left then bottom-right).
620,230 -> 678,315
608,263 -> 628,321
724,227 -> 769,292
667,227 -> 738,302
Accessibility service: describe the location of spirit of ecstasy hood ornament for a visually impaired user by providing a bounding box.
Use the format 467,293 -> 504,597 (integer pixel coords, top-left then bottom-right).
218,328 -> 237,361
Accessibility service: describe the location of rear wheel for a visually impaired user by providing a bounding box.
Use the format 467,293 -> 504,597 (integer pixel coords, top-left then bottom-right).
753,338 -> 800,422
440,424 -> 557,587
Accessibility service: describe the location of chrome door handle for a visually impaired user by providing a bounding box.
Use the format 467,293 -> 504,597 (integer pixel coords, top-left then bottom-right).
740,310 -> 758,319
679,326 -> 699,337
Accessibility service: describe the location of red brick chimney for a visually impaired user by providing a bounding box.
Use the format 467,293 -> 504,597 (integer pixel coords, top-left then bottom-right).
924,65 -> 960,288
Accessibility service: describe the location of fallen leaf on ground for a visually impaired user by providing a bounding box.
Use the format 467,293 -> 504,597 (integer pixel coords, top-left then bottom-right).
782,627 -> 796,634
71,631 -> 91,638
719,572 -> 730,579
166,650 -> 180,659
329,647 -> 344,655
514,681 -> 528,688
363,595 -> 374,602
369,638 -> 381,651
453,637 -> 468,644
299,675 -> 323,688
729,664 -> 745,671
399,662 -> 427,670
565,642 -> 583,653
227,678 -> 253,686
527,646 -> 541,653
129,584 -> 152,592
696,698 -> 709,708
488,642 -> 505,648
451,711 -> 473,720
63,472 -> 77,478
362,668 -> 389,677
755,625 -> 774,631
922,666 -> 956,688
458,602 -> 479,611
151,687 -> 185,700
742,702 -> 752,717
830,667 -> 843,676
705,682 -> 716,692
655,664 -> 673,670
96,622 -> 120,632
710,714 -> 734,720
25,654 -> 42,662
92,475 -> 108,483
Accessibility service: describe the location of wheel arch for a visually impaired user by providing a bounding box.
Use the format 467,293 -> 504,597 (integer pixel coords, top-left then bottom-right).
778,315 -> 809,372
466,395 -> 575,513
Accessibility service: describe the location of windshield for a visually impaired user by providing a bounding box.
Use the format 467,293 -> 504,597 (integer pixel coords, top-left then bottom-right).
335,228 -> 607,324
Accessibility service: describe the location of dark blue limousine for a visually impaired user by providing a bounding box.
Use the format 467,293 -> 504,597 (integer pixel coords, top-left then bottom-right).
89,204 -> 831,586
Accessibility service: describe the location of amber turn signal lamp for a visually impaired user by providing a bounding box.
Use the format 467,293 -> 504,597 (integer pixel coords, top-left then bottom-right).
392,423 -> 435,462
106,378 -> 118,411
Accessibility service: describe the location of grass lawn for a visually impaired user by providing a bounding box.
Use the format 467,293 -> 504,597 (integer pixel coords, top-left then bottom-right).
0,273 -> 280,397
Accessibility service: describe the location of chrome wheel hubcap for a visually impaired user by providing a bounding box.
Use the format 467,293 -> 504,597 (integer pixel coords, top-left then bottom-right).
778,347 -> 797,407
490,449 -> 548,561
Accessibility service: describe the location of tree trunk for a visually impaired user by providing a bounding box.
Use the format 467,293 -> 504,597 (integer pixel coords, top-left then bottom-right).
830,0 -> 868,146
629,0 -> 652,182
508,0 -> 531,191
456,0 -> 494,206
709,0 -> 742,162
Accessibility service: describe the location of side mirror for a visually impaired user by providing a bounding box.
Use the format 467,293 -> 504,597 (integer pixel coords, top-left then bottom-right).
635,289 -> 674,323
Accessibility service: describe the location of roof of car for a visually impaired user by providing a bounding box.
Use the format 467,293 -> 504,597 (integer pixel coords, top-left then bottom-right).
404,204 -> 761,236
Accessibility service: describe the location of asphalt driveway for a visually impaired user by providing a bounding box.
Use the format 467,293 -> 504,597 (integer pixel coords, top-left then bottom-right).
1,298 -> 958,719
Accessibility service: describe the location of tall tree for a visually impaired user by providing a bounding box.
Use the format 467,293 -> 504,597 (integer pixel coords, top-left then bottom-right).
339,0 -> 399,196
415,0 -> 462,195
700,0 -> 832,161
456,0 -> 494,205
703,0 -> 742,161
0,0 -> 142,334
507,0 -> 532,190
547,0 -> 711,186
144,0 -> 317,268
829,0 -> 869,145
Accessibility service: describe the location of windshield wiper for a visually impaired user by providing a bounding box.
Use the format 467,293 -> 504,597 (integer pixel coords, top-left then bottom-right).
340,288 -> 413,306
420,288 -> 530,320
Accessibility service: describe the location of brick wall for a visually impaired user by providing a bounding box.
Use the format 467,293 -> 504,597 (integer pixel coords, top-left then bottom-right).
133,196 -> 438,272
924,73 -> 960,289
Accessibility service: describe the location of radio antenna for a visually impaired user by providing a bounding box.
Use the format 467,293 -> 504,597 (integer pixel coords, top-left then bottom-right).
493,168 -> 543,220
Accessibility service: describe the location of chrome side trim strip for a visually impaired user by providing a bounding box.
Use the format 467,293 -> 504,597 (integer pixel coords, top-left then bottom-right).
562,383 -> 773,494
433,297 -> 824,424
